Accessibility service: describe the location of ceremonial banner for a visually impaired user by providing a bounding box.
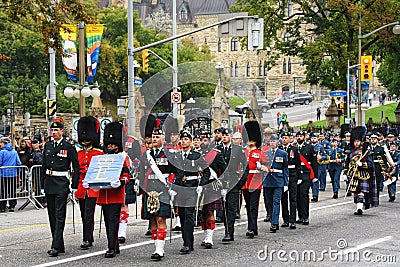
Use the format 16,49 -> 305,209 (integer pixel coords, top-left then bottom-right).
84,154 -> 124,188
85,24 -> 104,83
60,24 -> 78,83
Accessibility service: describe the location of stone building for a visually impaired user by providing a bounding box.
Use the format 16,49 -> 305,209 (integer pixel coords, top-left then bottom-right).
98,0 -> 313,100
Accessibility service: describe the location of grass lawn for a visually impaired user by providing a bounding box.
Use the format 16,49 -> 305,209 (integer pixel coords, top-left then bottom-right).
229,97 -> 248,110
301,102 -> 398,128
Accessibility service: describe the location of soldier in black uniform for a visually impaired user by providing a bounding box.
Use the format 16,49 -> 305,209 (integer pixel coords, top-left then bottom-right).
370,133 -> 387,194
41,121 -> 79,257
295,130 -> 318,225
169,130 -> 210,254
279,132 -> 301,229
217,128 -> 248,242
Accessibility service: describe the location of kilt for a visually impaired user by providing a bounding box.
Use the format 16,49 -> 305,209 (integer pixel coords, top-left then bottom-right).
203,189 -> 223,211
124,180 -> 136,204
142,192 -> 171,219
204,198 -> 223,211
350,178 -> 369,194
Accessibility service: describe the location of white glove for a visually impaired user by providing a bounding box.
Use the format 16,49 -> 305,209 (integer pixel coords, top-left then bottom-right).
170,190 -> 177,202
256,161 -> 262,171
71,189 -> 77,196
283,186 -> 288,192
134,179 -> 140,193
41,189 -> 45,195
312,178 -> 319,183
297,180 -> 302,185
221,189 -> 227,198
82,180 -> 90,189
357,161 -> 362,167
196,186 -> 203,195
111,180 -> 121,188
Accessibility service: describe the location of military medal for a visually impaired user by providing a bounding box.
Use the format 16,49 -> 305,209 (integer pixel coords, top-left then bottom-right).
183,175 -> 186,182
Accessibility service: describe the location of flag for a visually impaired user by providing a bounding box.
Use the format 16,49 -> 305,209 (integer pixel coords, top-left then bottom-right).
60,24 -> 78,83
85,24 -> 104,83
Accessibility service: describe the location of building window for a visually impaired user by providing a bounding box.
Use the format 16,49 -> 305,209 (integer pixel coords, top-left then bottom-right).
288,1 -> 293,17
231,38 -> 238,51
284,32 -> 291,42
235,62 -> 239,77
288,58 -> 292,74
264,64 -> 268,76
259,61 -> 263,76
204,38 -> 207,44
283,58 -> 287,74
218,38 -> 222,52
284,1 -> 293,17
230,62 -> 234,77
247,62 -> 251,77
179,7 -> 188,21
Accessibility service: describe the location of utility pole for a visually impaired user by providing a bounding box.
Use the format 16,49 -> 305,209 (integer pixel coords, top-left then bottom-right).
127,0 -> 135,136
172,0 -> 179,118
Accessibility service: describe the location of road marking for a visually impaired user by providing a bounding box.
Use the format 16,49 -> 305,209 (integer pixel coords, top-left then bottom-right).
0,224 -> 48,233
343,236 -> 393,254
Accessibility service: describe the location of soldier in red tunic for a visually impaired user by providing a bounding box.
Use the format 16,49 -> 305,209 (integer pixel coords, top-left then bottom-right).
75,116 -> 104,250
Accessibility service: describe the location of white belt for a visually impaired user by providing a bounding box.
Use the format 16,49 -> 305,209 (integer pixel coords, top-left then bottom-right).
288,165 -> 296,169
300,162 -> 311,165
270,169 -> 283,173
184,176 -> 199,181
249,170 -> 260,174
148,174 -> 169,180
46,170 -> 69,176
373,160 -> 380,163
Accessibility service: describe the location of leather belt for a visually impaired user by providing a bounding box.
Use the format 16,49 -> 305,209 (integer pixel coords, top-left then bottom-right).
184,176 -> 199,181
249,170 -> 260,174
288,165 -> 296,169
46,170 -> 69,176
148,174 -> 169,180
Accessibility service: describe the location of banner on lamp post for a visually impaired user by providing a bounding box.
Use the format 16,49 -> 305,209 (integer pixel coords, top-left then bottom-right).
85,24 -> 104,83
60,24 -> 78,83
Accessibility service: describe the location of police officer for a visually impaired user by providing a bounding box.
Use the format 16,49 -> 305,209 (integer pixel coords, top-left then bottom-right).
280,132 -> 301,229
169,130 -> 210,254
259,134 -> 288,233
217,128 -> 248,242
41,121 -> 79,257
295,130 -> 318,225
327,138 -> 345,199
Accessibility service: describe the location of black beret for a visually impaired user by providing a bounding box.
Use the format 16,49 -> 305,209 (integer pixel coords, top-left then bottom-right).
296,130 -> 306,136
50,121 -> 64,129
221,128 -> 232,135
152,128 -> 164,135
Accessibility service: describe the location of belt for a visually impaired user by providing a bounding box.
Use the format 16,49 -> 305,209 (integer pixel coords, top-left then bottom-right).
373,160 -> 380,163
269,169 -> 283,173
249,170 -> 260,174
184,175 -> 199,181
46,170 -> 69,176
148,174 -> 169,180
300,162 -> 311,165
288,165 -> 296,169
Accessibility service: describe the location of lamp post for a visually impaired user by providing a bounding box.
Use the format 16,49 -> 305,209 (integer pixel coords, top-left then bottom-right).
264,76 -> 269,99
356,21 -> 400,126
64,82 -> 101,108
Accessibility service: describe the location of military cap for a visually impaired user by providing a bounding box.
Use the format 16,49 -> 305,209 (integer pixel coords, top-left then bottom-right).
331,138 -> 339,142
232,132 -> 242,139
193,133 -> 201,140
214,128 -> 223,133
388,133 -> 395,138
180,130 -> 192,139
370,134 -> 378,139
345,132 -> 351,136
152,128 -> 164,135
221,128 -> 232,135
310,132 -> 319,138
50,121 -> 64,129
389,141 -> 398,146
281,132 -> 291,137
296,130 -> 306,136
270,134 -> 279,141
32,140 -> 39,144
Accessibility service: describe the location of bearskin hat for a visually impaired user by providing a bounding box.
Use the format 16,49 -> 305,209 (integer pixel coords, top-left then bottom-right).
103,121 -> 123,153
140,114 -> 157,139
242,120 -> 262,148
350,126 -> 365,149
340,123 -> 351,139
77,116 -> 100,148
163,115 -> 179,143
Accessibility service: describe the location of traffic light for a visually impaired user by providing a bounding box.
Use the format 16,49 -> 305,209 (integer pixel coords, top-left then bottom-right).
180,103 -> 186,115
48,99 -> 56,119
361,55 -> 373,81
142,49 -> 149,72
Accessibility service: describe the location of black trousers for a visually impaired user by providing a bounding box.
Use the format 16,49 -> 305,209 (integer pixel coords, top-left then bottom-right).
281,179 -> 298,223
297,178 -> 311,220
102,203 -> 122,250
78,196 -> 97,242
46,193 -> 68,251
178,194 -> 196,247
223,190 -> 239,236
243,189 -> 261,232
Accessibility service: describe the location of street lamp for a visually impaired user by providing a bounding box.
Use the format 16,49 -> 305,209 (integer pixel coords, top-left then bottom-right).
64,81 -> 101,111
292,73 -> 301,95
264,76 -> 269,99
356,21 -> 400,126
187,97 -> 196,120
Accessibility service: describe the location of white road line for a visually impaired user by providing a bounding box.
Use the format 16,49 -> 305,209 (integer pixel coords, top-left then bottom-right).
31,194 -> 389,267
343,236 -> 393,254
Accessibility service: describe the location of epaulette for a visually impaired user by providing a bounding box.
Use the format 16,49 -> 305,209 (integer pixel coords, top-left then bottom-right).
93,148 -> 103,152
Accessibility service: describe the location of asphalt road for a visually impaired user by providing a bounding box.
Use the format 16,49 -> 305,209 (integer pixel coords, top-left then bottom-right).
1,178 -> 399,267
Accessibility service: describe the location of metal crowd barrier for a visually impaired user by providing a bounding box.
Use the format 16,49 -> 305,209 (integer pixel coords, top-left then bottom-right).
0,165 -> 46,211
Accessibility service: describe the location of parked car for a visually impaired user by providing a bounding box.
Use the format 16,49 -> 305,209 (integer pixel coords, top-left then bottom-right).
270,96 -> 295,109
290,92 -> 314,105
234,99 -> 270,114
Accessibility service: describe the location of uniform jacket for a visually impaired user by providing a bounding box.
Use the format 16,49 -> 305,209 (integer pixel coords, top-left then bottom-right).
217,143 -> 248,192
297,142 -> 318,180
41,138 -> 79,194
75,148 -> 104,199
279,144 -> 301,181
202,147 -> 227,181
328,146 -> 345,171
262,148 -> 289,188
243,148 -> 264,190
370,145 -> 387,173
97,154 -> 131,204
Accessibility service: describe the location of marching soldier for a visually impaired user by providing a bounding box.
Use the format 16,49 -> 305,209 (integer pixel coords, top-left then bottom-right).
217,128 -> 248,242
139,128 -> 175,260
370,133 -> 387,195
242,121 -> 264,238
169,130 -> 210,254
75,116 -> 104,250
295,130 -> 318,225
261,127 -> 274,222
279,132 -> 301,229
343,126 -> 378,215
317,132 -> 331,192
258,134 -> 289,233
327,138 -> 345,199
199,132 -> 227,248
41,121 -> 79,257
310,133 -> 326,202
97,122 -> 131,258
386,142 -> 399,202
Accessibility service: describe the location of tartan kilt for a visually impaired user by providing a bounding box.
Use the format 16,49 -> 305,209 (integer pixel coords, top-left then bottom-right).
203,190 -> 223,211
142,192 -> 171,219
350,179 -> 369,194
124,180 -> 136,204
